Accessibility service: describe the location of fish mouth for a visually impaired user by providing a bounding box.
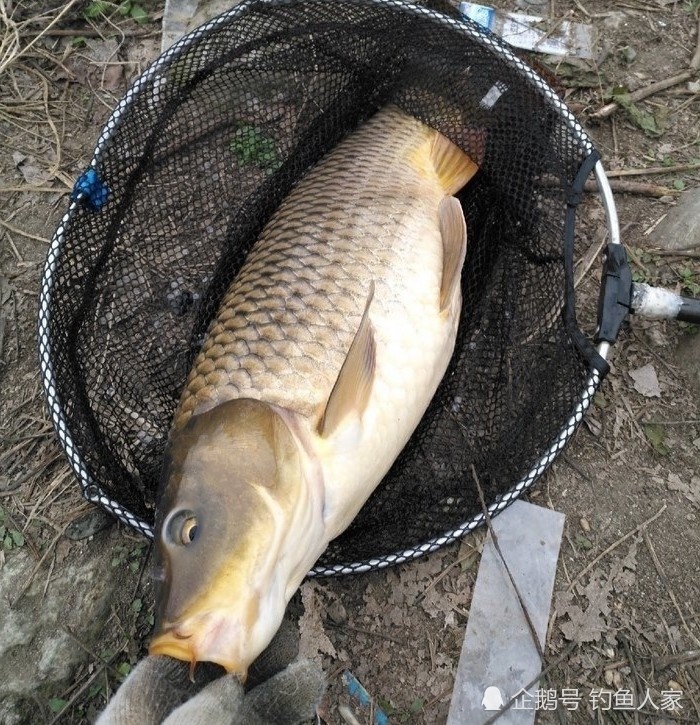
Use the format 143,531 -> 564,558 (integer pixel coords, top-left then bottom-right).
149,620 -> 247,677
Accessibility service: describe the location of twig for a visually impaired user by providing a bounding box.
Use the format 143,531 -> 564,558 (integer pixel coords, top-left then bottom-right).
566,505 -> 667,594
483,642 -> 578,724
3,507 -> 40,560
42,551 -> 56,601
22,27 -> 156,39
572,0 -> 591,18
0,0 -> 82,76
619,634 -> 645,723
654,649 -> 700,669
642,530 -> 700,648
0,186 -> 65,193
129,541 -> 153,601
4,231 -> 23,262
647,249 -> 700,260
575,233 -> 608,289
0,218 -> 48,243
48,638 -> 129,725
641,419 -> 700,426
471,464 -> 545,661
10,525 -> 68,607
63,627 -> 129,680
415,549 -> 479,604
692,14 -> 700,71
323,619 -> 407,646
591,71 -> 696,120
560,455 -> 593,483
605,162 -> 700,178
584,179 -> 678,198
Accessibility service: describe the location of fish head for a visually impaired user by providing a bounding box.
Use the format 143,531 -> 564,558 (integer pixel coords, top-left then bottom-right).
149,398 -> 308,677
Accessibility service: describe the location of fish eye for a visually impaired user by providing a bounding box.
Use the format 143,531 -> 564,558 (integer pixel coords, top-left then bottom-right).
166,510 -> 199,546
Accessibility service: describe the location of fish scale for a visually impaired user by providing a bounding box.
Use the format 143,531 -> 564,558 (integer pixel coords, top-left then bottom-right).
176,107 -> 443,428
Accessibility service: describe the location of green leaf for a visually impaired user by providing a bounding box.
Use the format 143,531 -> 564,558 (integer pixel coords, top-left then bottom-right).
0,506 -> 5,522
377,698 -> 396,716
84,1 -> 110,19
10,530 -> 24,547
129,559 -> 140,573
613,90 -> 664,137
644,424 -> 670,456
118,1 -> 132,15
116,661 -> 131,678
409,697 -> 425,713
71,36 -> 88,47
575,534 -> 594,550
0,525 -> 5,538
129,5 -> 149,23
673,179 -> 686,191
593,394 -> 608,409
131,598 -> 143,613
48,698 -> 67,713
3,534 -> 13,551
88,681 -> 104,698
230,124 -> 281,171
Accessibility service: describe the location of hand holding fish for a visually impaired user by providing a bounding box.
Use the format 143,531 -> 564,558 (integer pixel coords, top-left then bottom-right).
97,619 -> 325,723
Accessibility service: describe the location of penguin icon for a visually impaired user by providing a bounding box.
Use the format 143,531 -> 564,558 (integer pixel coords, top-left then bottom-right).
481,686 -> 505,711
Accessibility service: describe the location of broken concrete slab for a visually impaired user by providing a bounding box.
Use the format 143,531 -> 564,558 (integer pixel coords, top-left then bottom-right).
162,0 -> 242,51
649,188 -> 700,251
447,500 -> 565,724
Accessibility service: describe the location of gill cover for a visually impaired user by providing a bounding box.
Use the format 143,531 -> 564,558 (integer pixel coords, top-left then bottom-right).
152,398 -> 303,649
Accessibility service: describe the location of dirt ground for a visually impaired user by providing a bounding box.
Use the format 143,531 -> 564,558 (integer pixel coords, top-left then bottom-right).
0,0 -> 699,723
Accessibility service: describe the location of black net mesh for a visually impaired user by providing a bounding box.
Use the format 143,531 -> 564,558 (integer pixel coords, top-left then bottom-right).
39,0 -> 603,572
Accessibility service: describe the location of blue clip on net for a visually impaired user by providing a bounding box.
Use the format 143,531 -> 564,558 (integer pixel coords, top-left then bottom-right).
71,168 -> 110,210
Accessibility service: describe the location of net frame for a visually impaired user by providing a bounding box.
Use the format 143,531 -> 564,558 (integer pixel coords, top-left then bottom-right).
37,0 -> 620,577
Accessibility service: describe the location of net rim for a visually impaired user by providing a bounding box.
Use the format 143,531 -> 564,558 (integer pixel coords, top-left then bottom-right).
36,0 -> 618,572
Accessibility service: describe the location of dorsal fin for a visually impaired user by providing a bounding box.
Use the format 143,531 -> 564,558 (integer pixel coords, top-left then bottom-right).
438,196 -> 468,314
318,284 -> 376,438
430,131 -> 480,195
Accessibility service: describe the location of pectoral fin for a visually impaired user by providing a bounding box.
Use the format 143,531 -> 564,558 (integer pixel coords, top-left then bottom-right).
438,196 -> 468,315
318,284 -> 376,438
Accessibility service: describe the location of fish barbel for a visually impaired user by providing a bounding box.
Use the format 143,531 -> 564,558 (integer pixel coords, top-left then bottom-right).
149,105 -> 478,675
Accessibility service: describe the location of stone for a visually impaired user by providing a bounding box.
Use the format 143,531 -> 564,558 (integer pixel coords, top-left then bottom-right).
676,332 -> 700,404
65,506 -> 115,541
0,539 -> 118,722
649,188 -> 700,251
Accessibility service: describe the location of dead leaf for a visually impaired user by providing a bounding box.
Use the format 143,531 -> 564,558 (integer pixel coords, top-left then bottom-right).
19,163 -> 53,186
12,153 -> 53,185
557,568 -> 617,643
629,364 -> 661,397
298,582 -> 337,660
102,63 -> 125,92
584,414 -> 603,437
613,538 -> 639,592
86,38 -> 119,63
666,473 -> 700,507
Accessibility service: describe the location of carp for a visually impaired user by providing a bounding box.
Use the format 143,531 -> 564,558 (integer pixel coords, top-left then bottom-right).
150,105 -> 478,675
